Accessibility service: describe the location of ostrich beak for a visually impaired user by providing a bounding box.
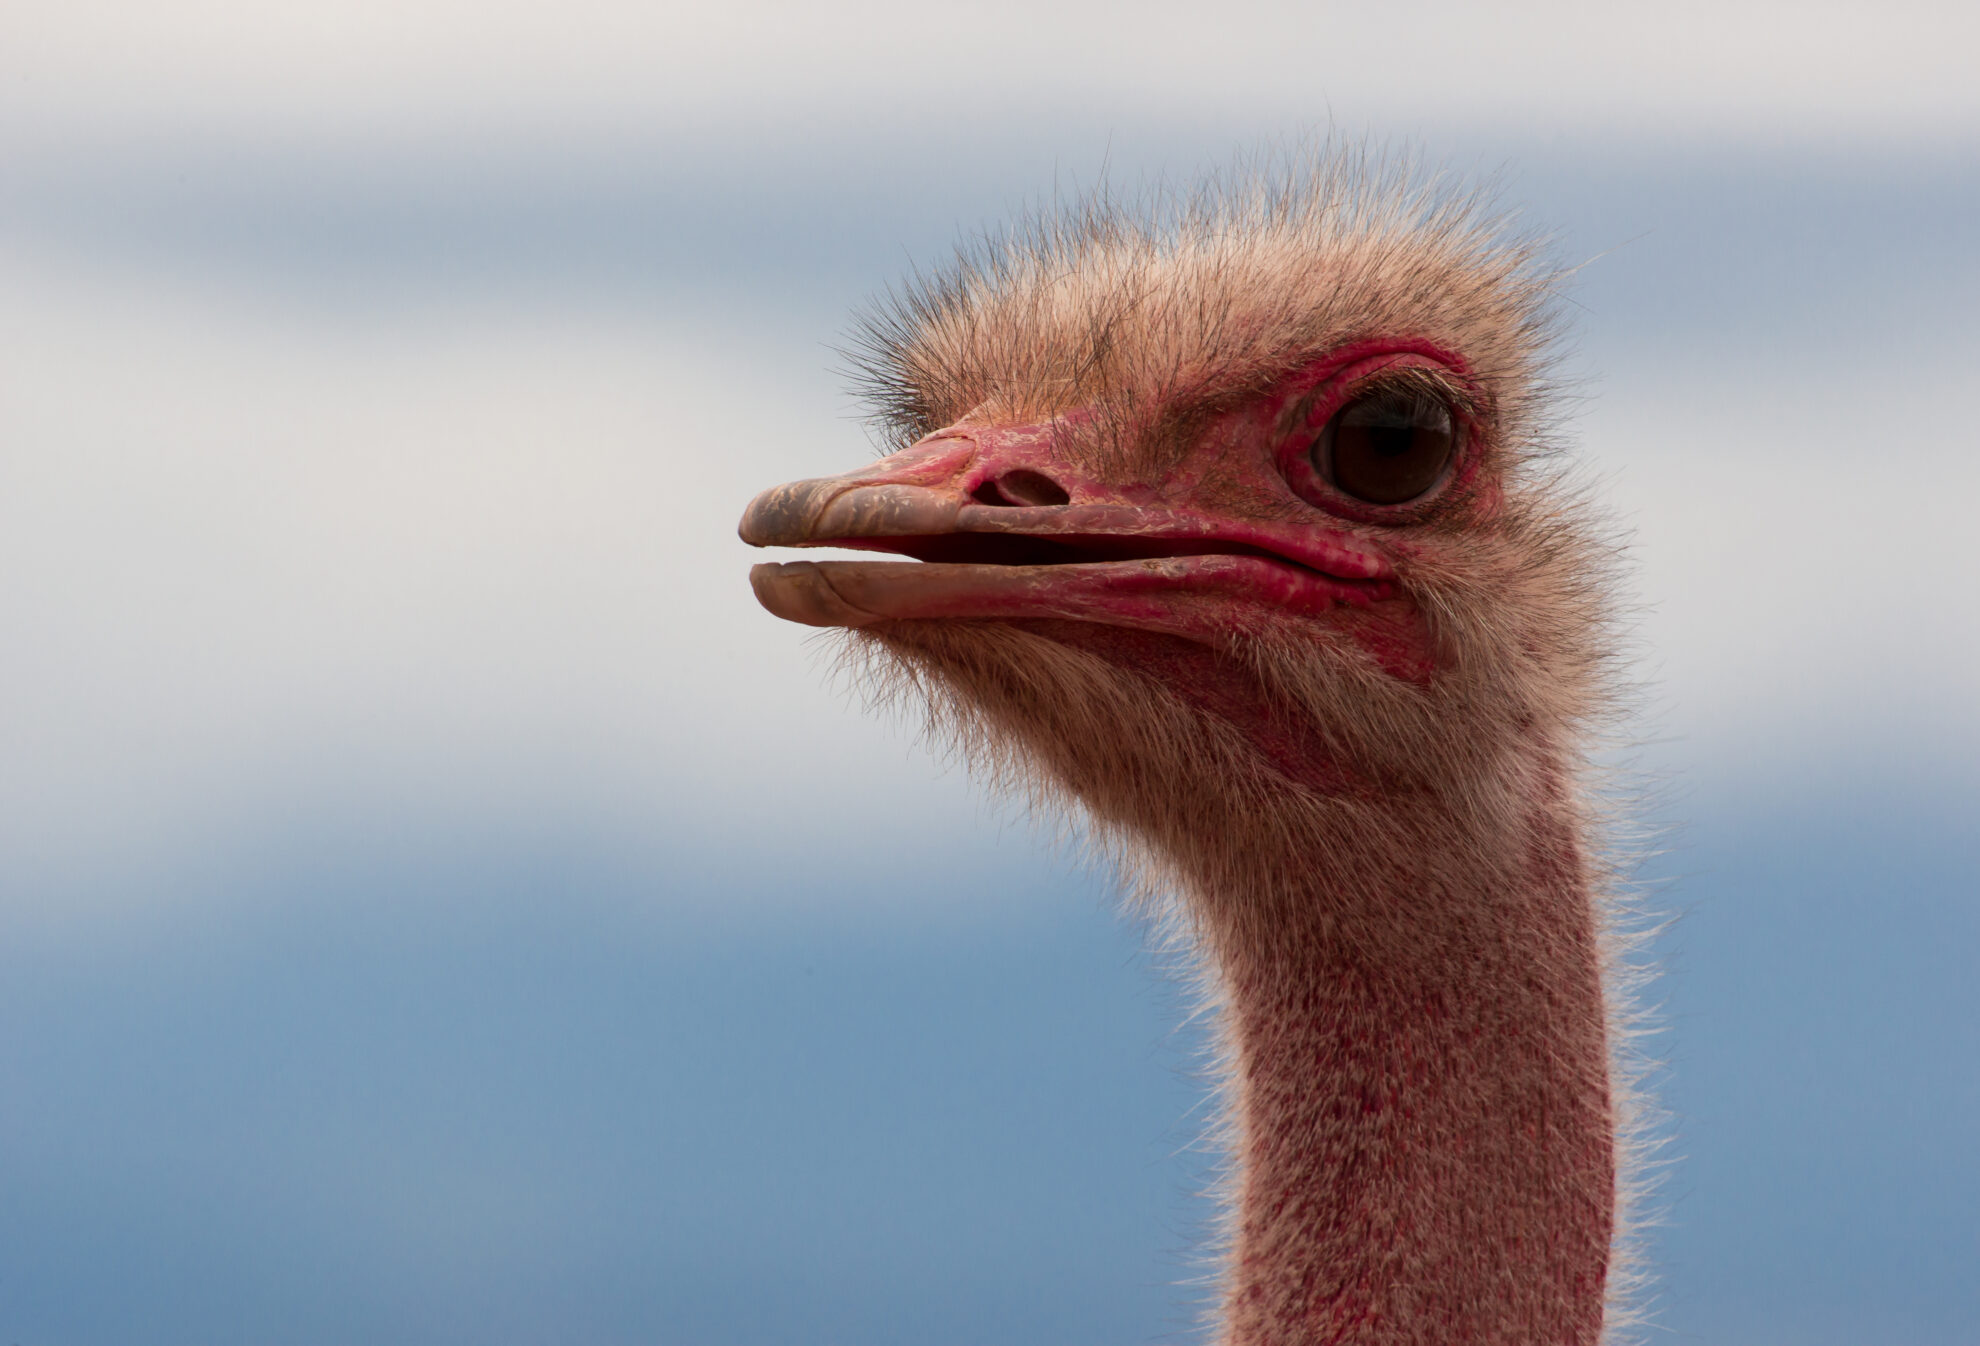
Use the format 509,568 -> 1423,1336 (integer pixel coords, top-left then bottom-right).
739,427 -> 1394,637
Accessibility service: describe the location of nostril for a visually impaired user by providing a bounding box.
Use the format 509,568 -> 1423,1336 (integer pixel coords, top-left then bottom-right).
972,469 -> 1071,508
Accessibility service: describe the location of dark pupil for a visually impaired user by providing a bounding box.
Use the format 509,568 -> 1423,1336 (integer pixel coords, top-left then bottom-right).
1364,425 -> 1416,459
1320,392 -> 1455,505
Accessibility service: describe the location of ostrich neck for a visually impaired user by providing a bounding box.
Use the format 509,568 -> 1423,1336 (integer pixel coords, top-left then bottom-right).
1209,774 -> 1614,1346
867,620 -> 1616,1341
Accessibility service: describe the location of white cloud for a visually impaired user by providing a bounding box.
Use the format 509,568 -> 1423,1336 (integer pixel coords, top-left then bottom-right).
1582,349 -> 1980,764
0,243 -> 997,921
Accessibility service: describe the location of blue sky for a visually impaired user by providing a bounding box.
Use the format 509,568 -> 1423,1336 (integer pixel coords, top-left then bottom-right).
1,4 -> 1976,1343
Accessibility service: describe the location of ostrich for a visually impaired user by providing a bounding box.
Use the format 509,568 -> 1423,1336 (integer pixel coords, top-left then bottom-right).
737,148 -> 1651,1346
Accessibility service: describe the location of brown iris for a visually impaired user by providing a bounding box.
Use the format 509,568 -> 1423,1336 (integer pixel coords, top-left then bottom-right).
1315,388 -> 1458,505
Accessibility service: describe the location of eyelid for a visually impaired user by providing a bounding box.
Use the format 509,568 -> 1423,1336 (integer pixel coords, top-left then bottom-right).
1337,370 -> 1473,421
1283,364 -> 1472,441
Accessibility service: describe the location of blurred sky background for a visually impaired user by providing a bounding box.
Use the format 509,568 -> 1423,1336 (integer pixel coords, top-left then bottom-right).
1,3 -> 1976,1343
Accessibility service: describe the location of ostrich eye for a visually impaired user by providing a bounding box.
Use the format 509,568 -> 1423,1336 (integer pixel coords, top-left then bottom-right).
1316,388 -> 1457,505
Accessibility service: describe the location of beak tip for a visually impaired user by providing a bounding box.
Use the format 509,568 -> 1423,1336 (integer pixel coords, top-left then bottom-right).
749,561 -> 880,628
739,482 -> 823,548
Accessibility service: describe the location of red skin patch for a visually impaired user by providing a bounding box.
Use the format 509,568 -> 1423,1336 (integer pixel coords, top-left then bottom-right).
744,336 -> 1487,752
1262,340 -> 1494,529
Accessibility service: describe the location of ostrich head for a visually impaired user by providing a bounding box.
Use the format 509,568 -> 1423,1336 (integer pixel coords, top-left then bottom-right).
739,150 -> 1640,1346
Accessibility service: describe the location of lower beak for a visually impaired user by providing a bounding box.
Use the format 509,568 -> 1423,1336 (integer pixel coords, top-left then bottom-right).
748,552 -> 1373,631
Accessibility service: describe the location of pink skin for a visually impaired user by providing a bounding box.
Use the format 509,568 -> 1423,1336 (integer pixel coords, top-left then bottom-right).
743,423 -> 1397,622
